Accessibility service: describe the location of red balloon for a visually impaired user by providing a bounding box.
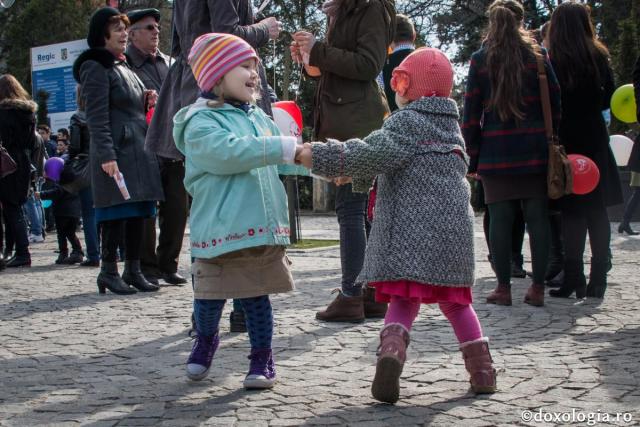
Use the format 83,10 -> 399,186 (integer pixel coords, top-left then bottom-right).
568,154 -> 599,195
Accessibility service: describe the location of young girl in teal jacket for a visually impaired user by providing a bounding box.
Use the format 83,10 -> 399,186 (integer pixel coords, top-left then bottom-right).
173,33 -> 302,389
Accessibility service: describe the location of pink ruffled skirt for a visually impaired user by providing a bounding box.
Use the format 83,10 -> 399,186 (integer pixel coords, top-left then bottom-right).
369,280 -> 473,305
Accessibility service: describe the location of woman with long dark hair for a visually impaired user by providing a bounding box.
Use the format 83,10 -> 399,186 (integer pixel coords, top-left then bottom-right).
547,1 -> 622,299
73,8 -> 164,294
0,74 -> 37,268
463,0 -> 561,307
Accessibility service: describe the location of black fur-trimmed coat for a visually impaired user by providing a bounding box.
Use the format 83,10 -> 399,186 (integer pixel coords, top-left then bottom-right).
0,98 -> 38,206
73,48 -> 163,209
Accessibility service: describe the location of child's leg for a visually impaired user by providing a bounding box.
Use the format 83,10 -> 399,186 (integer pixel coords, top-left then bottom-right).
384,295 -> 420,330
187,298 -> 225,381
438,302 -> 483,344
371,296 -> 418,404
55,216 -> 69,263
193,299 -> 225,337
238,295 -> 273,349
238,295 -> 275,389
67,218 -> 83,254
440,302 -> 496,394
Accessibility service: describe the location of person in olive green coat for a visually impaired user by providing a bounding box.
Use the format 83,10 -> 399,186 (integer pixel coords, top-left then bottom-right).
292,0 -> 396,322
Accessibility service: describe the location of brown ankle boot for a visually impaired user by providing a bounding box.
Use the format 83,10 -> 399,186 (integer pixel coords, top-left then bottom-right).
524,283 -> 545,306
486,284 -> 512,306
460,338 -> 497,394
371,323 -> 410,404
316,290 -> 365,323
363,285 -> 387,318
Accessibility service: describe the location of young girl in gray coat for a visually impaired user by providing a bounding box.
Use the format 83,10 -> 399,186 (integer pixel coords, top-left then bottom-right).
296,48 -> 497,404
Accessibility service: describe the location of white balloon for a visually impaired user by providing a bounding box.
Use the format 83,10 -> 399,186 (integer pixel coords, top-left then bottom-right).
609,134 -> 634,167
272,107 -> 302,143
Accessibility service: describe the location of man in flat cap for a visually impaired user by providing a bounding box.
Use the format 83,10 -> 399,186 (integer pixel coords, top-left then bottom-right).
126,8 -> 188,286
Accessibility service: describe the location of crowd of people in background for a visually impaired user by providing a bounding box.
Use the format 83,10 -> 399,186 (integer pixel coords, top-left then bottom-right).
0,0 -> 639,404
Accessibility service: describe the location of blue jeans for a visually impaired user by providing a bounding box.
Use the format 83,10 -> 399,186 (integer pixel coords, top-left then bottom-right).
335,183 -> 368,296
79,187 -> 100,262
23,194 -> 43,237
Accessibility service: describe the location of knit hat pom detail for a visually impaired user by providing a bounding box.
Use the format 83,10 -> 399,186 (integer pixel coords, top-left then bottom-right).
391,47 -> 454,101
188,33 -> 259,93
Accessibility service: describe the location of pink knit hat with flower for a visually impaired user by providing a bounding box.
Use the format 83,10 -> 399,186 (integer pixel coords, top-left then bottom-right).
188,33 -> 258,93
390,47 -> 454,100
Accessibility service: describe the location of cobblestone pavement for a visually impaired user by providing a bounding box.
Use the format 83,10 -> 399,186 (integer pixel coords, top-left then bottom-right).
1,215 -> 639,426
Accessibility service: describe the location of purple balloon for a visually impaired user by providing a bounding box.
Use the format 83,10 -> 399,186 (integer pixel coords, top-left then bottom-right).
44,157 -> 65,182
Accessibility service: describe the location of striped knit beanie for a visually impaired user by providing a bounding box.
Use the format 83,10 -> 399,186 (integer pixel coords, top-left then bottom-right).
391,47 -> 454,100
188,33 -> 258,93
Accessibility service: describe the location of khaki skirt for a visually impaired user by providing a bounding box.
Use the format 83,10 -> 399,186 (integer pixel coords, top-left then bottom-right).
192,245 -> 294,300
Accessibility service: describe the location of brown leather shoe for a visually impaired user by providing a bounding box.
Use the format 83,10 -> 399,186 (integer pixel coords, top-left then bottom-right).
363,285 -> 387,318
460,337 -> 497,394
371,323 -> 410,404
486,284 -> 512,306
524,283 -> 545,307
316,290 -> 365,323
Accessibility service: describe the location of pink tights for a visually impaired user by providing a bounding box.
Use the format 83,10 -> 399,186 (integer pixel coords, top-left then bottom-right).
384,295 -> 483,343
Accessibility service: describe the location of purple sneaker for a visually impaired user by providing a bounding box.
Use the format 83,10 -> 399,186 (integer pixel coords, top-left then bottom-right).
186,332 -> 219,381
243,348 -> 276,389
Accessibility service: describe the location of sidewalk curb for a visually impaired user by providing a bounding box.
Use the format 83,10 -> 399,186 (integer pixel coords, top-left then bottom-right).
287,245 -> 340,254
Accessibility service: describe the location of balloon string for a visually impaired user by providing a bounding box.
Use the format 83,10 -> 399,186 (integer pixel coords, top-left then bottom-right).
272,39 -> 277,97
295,63 -> 303,103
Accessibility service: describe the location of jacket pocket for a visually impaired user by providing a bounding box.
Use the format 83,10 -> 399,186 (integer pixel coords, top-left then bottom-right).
118,124 -> 133,148
322,78 -> 366,105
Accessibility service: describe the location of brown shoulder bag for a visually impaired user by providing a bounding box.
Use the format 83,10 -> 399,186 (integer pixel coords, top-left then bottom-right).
536,53 -> 573,199
0,141 -> 18,179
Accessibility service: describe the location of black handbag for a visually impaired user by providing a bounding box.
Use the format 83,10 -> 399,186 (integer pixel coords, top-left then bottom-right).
61,155 -> 91,193
470,178 -> 486,211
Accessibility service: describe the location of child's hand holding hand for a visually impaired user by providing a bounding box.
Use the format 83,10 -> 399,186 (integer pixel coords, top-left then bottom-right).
295,143 -> 312,168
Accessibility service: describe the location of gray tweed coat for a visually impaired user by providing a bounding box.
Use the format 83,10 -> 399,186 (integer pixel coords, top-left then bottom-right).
311,97 -> 475,287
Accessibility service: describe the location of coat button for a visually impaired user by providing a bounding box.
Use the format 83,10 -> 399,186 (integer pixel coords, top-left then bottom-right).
337,97 -> 342,103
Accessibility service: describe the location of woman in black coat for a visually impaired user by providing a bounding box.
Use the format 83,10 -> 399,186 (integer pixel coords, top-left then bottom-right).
0,74 -> 37,268
73,8 -> 163,294
547,2 -> 623,299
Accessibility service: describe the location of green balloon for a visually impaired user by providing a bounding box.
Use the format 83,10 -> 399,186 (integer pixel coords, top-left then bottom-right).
610,84 -> 637,124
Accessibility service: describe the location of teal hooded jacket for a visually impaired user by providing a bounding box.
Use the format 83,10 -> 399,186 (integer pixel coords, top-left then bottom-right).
173,99 -> 303,259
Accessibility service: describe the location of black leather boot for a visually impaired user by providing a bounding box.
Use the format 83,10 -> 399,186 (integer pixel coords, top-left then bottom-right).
586,258 -> 608,298
549,259 -> 586,299
97,261 -> 137,295
122,260 -> 159,292
618,222 -> 639,235
6,254 -> 31,268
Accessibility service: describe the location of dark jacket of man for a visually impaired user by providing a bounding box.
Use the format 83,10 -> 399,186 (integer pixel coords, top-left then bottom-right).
68,111 -> 90,158
73,48 -> 164,208
125,44 -> 171,93
382,47 -> 414,112
145,0 -> 273,161
309,0 -> 396,141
